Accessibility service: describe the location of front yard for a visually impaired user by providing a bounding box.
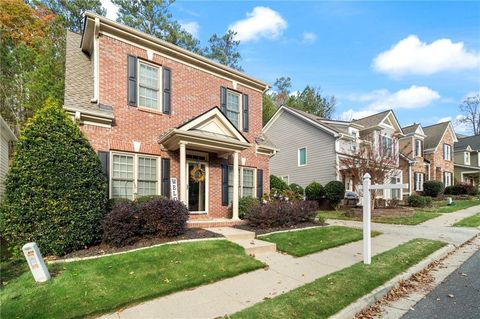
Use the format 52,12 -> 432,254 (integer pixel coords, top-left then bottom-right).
231,239 -> 446,319
453,213 -> 480,227
0,240 -> 263,319
259,226 -> 381,257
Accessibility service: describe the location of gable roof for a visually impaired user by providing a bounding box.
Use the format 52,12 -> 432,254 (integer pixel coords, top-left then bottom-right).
455,134 -> 480,151
423,121 -> 457,151
402,124 -> 420,135
352,110 -> 391,128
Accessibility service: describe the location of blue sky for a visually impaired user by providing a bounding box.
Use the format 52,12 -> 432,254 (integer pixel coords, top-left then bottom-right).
102,1 -> 480,133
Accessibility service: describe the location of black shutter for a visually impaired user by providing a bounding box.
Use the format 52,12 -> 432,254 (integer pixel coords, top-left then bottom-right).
127,55 -> 137,106
257,169 -> 264,199
162,67 -> 171,114
221,164 -> 229,206
242,94 -> 249,132
220,86 -> 227,114
161,158 -> 171,198
98,151 -> 110,197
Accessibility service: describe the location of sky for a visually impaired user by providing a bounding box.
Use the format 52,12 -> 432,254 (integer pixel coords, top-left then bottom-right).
101,0 -> 480,134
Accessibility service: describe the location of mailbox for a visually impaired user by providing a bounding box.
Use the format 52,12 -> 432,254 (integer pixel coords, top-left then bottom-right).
22,242 -> 51,282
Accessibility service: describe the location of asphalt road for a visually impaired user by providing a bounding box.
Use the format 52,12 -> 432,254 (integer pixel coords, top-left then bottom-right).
402,250 -> 480,319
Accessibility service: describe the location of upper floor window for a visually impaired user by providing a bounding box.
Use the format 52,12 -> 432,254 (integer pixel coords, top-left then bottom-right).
381,135 -> 393,157
414,172 -> 424,191
443,144 -> 452,161
298,147 -> 307,166
415,139 -> 422,157
138,61 -> 161,110
226,90 -> 241,128
465,152 -> 471,165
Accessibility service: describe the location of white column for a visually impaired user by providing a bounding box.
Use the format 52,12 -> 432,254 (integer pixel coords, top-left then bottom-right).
362,173 -> 372,265
232,151 -> 240,220
179,142 -> 186,204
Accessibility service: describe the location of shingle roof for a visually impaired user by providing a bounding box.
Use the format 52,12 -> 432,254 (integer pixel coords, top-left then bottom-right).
423,122 -> 450,150
255,133 -> 277,149
282,106 -> 342,134
352,110 -> 391,128
63,31 -> 112,116
455,135 -> 480,151
402,123 -> 420,135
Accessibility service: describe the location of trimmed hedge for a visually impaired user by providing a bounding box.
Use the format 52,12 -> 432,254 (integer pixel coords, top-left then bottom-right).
140,198 -> 189,237
423,181 -> 444,197
102,202 -> 143,247
238,196 -> 260,219
270,175 -> 290,192
444,182 -> 478,196
305,182 -> 325,201
408,195 -> 433,208
246,200 -> 319,229
325,181 -> 345,207
289,183 -> 304,198
0,100 -> 107,256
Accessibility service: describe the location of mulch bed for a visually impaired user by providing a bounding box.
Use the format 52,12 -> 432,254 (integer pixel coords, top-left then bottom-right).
234,221 -> 326,236
53,228 -> 223,261
346,207 -> 415,218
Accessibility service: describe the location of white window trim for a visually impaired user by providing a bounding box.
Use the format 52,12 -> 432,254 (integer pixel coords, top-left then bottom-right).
465,151 -> 470,165
443,171 -> 452,187
228,166 -> 257,203
414,172 -> 424,191
281,175 -> 290,185
443,144 -> 452,161
226,89 -> 243,129
137,59 -> 162,110
110,151 -> 161,199
415,139 -> 422,157
298,147 -> 307,167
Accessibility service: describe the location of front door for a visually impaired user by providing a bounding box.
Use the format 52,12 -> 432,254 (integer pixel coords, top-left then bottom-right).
187,162 -> 208,213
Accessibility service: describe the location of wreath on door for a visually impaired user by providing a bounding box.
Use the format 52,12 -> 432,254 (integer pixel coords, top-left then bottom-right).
190,166 -> 206,183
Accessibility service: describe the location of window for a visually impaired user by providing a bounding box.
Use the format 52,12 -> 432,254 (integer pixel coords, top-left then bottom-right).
226,90 -> 240,128
138,61 -> 160,110
111,153 -> 159,199
415,139 -> 423,157
443,144 -> 452,161
228,167 -> 256,203
465,152 -> 470,165
298,147 -> 307,166
414,172 -> 424,191
381,135 -> 393,157
280,176 -> 290,184
443,171 -> 452,187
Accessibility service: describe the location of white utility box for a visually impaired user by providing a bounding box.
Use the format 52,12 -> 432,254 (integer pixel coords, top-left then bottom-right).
22,242 -> 51,282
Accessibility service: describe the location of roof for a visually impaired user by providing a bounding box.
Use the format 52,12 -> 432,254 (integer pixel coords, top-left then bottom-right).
0,115 -> 16,141
455,135 -> 480,151
281,106 -> 343,134
423,122 -> 451,150
63,31 -> 113,117
255,133 -> 277,150
352,110 -> 392,128
402,123 -> 420,135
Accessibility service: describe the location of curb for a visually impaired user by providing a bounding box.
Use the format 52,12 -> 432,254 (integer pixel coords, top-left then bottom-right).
329,242 -> 456,319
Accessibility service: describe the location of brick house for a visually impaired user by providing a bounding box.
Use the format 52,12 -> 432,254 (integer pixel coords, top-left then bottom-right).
63,13 -> 276,226
400,121 -> 457,196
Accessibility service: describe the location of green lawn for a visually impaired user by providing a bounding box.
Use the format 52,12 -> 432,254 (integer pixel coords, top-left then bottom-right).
0,240 -> 263,319
259,226 -> 381,257
317,210 -> 441,225
231,239 -> 446,319
426,199 -> 480,213
453,213 -> 480,227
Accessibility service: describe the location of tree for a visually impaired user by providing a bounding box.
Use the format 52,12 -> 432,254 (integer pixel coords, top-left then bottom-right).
262,94 -> 277,125
204,30 -> 242,71
272,76 -> 292,106
0,99 -> 107,256
113,0 -> 201,53
286,85 -> 335,118
458,94 -> 480,135
37,0 -> 106,33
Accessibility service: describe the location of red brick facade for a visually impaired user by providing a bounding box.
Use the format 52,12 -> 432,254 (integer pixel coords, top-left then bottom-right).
424,128 -> 455,183
78,33 -> 270,219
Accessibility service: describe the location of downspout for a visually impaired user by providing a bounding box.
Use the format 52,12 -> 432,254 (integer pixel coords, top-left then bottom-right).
91,17 -> 100,103
408,163 -> 412,196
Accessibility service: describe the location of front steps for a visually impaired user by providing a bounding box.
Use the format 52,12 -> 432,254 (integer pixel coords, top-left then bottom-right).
206,227 -> 276,255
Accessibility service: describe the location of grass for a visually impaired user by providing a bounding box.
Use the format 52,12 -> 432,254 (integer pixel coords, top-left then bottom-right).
453,213 -> 480,227
317,210 -> 441,225
425,199 -> 480,213
231,238 -> 446,319
0,240 -> 264,319
259,226 -> 381,257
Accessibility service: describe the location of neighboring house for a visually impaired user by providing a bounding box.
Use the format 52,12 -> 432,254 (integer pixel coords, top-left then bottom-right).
422,122 -> 457,187
454,135 -> 480,187
0,115 -> 16,200
264,107 -> 404,199
63,13 -> 276,225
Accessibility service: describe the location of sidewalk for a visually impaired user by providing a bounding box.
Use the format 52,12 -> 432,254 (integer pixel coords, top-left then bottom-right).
99,206 -> 480,319
421,204 -> 480,227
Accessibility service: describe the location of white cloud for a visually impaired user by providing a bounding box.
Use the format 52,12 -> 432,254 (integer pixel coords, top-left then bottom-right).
302,32 -> 317,43
341,85 -> 440,120
179,21 -> 199,38
229,7 -> 287,42
373,35 -> 480,76
437,116 -> 452,123
101,0 -> 118,20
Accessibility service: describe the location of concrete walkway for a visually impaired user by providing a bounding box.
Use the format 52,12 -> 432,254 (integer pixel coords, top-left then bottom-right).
421,204 -> 480,227
99,206 -> 480,319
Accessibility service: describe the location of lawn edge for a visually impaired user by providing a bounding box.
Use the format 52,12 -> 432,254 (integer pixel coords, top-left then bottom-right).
329,241 -> 455,319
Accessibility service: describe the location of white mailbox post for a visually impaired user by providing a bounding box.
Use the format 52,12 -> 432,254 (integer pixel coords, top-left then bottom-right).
362,173 -> 407,265
22,242 -> 51,282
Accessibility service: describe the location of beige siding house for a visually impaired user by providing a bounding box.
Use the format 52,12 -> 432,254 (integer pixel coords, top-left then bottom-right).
454,135 -> 480,187
0,115 -> 16,200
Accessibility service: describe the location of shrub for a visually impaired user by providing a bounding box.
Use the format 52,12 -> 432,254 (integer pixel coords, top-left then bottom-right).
444,186 -> 453,195
448,182 -> 478,196
238,196 -> 260,219
134,195 -> 164,205
324,181 -> 345,208
305,182 -> 325,201
289,183 -> 304,198
270,175 -> 290,192
0,100 -> 107,256
246,200 -> 318,229
106,198 -> 133,213
102,202 -> 143,247
423,181 -> 444,197
408,195 -> 433,208
139,198 -> 189,237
